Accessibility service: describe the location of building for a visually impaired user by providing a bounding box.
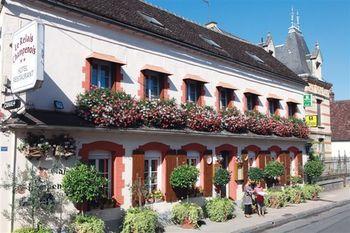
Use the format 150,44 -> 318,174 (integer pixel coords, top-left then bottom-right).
328,98 -> 350,176
0,0 -> 308,231
260,8 -> 333,158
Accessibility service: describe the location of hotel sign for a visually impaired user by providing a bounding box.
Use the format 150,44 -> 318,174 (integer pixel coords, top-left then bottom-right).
11,20 -> 44,93
303,94 -> 312,107
305,115 -> 318,127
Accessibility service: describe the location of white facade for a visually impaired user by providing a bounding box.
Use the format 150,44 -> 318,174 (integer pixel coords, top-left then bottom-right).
0,1 -> 308,232
331,141 -> 350,158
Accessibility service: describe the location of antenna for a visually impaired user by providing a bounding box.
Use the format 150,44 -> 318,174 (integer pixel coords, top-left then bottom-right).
202,0 -> 210,22
291,6 -> 294,28
296,10 -> 300,30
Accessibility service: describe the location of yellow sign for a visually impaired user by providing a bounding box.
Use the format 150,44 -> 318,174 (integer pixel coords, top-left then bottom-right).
305,115 -> 318,127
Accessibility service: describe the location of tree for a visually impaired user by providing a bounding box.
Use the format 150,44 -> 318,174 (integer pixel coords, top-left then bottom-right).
62,163 -> 107,215
264,161 -> 284,187
170,164 -> 199,200
213,168 -> 230,197
304,158 -> 325,184
248,167 -> 264,183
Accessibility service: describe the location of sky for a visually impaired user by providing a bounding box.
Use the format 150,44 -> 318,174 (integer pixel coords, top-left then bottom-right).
146,0 -> 350,100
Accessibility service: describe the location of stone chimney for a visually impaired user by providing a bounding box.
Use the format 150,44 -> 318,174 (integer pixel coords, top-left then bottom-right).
205,21 -> 219,30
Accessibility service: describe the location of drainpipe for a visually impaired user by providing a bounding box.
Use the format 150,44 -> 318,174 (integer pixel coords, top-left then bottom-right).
10,131 -> 17,232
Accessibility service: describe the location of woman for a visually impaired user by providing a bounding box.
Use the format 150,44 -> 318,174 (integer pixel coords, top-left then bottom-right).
254,181 -> 266,216
243,180 -> 254,218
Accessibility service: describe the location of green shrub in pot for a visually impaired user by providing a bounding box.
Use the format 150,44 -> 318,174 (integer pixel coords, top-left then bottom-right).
121,207 -> 159,233
204,197 -> 235,222
71,215 -> 104,233
171,202 -> 203,228
248,167 -> 264,183
304,158 -> 324,184
170,164 -> 199,199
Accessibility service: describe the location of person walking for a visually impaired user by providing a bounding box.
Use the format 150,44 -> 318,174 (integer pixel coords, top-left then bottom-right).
254,181 -> 266,216
243,180 -> 254,218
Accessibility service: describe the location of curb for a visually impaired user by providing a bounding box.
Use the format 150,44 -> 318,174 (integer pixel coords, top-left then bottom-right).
231,199 -> 350,233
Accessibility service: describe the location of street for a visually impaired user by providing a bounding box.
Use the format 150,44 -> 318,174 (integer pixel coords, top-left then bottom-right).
263,203 -> 350,233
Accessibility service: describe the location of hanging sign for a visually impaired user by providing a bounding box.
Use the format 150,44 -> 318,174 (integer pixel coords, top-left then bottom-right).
2,99 -> 21,110
303,94 -> 312,107
305,115 -> 318,127
11,20 -> 44,93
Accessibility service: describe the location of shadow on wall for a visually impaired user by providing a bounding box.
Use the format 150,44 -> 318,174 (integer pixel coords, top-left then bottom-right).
26,71 -> 74,112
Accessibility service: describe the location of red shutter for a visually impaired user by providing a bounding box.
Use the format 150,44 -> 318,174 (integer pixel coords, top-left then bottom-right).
202,152 -> 213,197
297,152 -> 303,178
132,152 -> 145,206
164,154 -> 178,202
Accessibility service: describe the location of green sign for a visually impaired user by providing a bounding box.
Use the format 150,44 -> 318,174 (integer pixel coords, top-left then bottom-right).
303,94 -> 312,107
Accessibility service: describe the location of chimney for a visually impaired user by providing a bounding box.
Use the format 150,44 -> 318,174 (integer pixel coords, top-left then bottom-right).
330,91 -> 335,103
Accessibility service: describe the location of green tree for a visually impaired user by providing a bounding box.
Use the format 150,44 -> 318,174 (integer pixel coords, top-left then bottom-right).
248,167 -> 264,183
304,158 -> 325,184
170,164 -> 199,200
213,168 -> 230,196
62,163 -> 107,215
264,161 -> 284,187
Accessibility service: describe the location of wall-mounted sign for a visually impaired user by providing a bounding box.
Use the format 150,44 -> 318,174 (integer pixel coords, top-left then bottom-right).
1,147 -> 8,152
2,99 -> 21,110
11,20 -> 44,93
305,115 -> 318,127
303,94 -> 312,107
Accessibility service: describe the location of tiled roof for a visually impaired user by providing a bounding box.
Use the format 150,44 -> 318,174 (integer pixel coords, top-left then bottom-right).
331,100 -> 350,141
39,0 -> 306,84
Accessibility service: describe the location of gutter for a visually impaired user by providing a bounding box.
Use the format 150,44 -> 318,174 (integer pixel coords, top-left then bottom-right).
7,123 -> 309,143
33,0 -> 307,86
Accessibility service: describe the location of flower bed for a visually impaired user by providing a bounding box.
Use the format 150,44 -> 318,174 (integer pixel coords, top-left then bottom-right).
76,89 -> 309,139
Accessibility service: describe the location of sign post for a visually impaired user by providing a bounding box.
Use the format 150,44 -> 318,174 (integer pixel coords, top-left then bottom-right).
303,94 -> 312,107
11,20 -> 44,93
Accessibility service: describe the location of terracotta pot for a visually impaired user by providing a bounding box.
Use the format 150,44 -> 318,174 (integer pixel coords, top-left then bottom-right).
181,218 -> 195,229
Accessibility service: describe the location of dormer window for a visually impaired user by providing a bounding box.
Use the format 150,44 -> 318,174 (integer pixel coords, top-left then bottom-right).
245,51 -> 264,64
199,34 -> 221,48
138,12 -> 164,28
316,61 -> 321,69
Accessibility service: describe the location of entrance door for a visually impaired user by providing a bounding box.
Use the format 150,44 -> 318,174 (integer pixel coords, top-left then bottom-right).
220,151 -> 230,197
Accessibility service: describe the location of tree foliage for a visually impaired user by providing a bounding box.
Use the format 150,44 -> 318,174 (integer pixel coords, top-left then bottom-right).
264,161 -> 284,178
304,158 -> 325,184
248,167 -> 264,182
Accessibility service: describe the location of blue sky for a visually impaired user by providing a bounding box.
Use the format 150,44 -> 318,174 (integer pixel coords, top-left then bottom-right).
146,0 -> 350,100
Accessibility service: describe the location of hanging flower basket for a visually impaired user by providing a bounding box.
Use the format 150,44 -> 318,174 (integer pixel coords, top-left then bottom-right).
18,133 -> 51,159
51,134 -> 76,158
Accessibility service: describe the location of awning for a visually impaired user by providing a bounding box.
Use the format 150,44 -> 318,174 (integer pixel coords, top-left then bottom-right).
183,74 -> 208,83
244,88 -> 262,96
267,93 -> 283,100
87,52 -> 126,65
141,64 -> 172,75
216,82 -> 238,90
286,98 -> 301,104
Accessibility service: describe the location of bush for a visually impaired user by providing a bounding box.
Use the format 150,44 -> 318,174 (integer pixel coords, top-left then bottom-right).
14,226 -> 52,233
264,161 -> 284,179
170,164 -> 199,198
171,203 -> 203,228
121,207 -> 159,233
290,176 -> 303,186
302,184 -> 323,200
213,168 -> 230,187
248,167 -> 264,182
284,186 -> 305,204
62,164 -> 107,206
304,158 -> 325,184
204,198 -> 235,222
71,215 -> 105,233
264,190 -> 288,208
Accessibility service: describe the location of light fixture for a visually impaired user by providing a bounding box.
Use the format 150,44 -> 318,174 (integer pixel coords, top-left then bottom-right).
54,100 -> 64,110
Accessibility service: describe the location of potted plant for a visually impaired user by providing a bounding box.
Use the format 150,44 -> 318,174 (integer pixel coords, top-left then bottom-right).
264,161 -> 284,187
304,157 -> 324,184
248,167 -> 264,184
151,190 -> 164,203
171,202 -> 203,229
170,164 -> 199,200
18,133 -> 51,159
51,134 -> 76,158
121,207 -> 160,233
213,168 -> 230,197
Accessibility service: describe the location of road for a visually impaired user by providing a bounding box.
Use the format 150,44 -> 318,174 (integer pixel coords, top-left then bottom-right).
263,203 -> 350,233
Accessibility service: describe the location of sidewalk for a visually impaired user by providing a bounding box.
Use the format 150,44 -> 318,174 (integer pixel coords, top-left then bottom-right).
164,187 -> 350,233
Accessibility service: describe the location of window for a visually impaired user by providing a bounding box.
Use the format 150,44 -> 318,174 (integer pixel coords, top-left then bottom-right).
186,151 -> 200,186
88,153 -> 112,198
138,12 -> 164,28
144,151 -> 161,193
220,88 -> 231,109
187,81 -> 200,103
246,94 -> 257,111
245,51 -> 264,64
288,103 -> 297,117
199,34 -> 221,48
91,60 -> 112,88
268,99 -> 279,115
145,74 -> 160,99
317,99 -> 322,126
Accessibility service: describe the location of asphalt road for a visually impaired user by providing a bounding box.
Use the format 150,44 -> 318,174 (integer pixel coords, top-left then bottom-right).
263,203 -> 350,233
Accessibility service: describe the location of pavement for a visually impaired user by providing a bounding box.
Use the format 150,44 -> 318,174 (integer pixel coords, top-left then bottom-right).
164,187 -> 350,233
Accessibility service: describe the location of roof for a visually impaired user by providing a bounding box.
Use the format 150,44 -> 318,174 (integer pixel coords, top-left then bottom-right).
37,0 -> 305,85
331,100 -> 350,141
274,29 -> 311,75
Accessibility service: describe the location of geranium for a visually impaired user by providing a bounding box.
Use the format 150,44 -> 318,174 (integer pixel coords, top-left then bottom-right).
139,99 -> 186,129
182,103 -> 222,132
272,116 -> 294,137
289,117 -> 309,139
245,111 -> 274,135
221,107 -> 248,133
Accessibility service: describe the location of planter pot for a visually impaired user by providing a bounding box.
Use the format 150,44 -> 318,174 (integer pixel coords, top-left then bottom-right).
181,218 -> 195,229
24,148 -> 46,159
54,146 -> 74,158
